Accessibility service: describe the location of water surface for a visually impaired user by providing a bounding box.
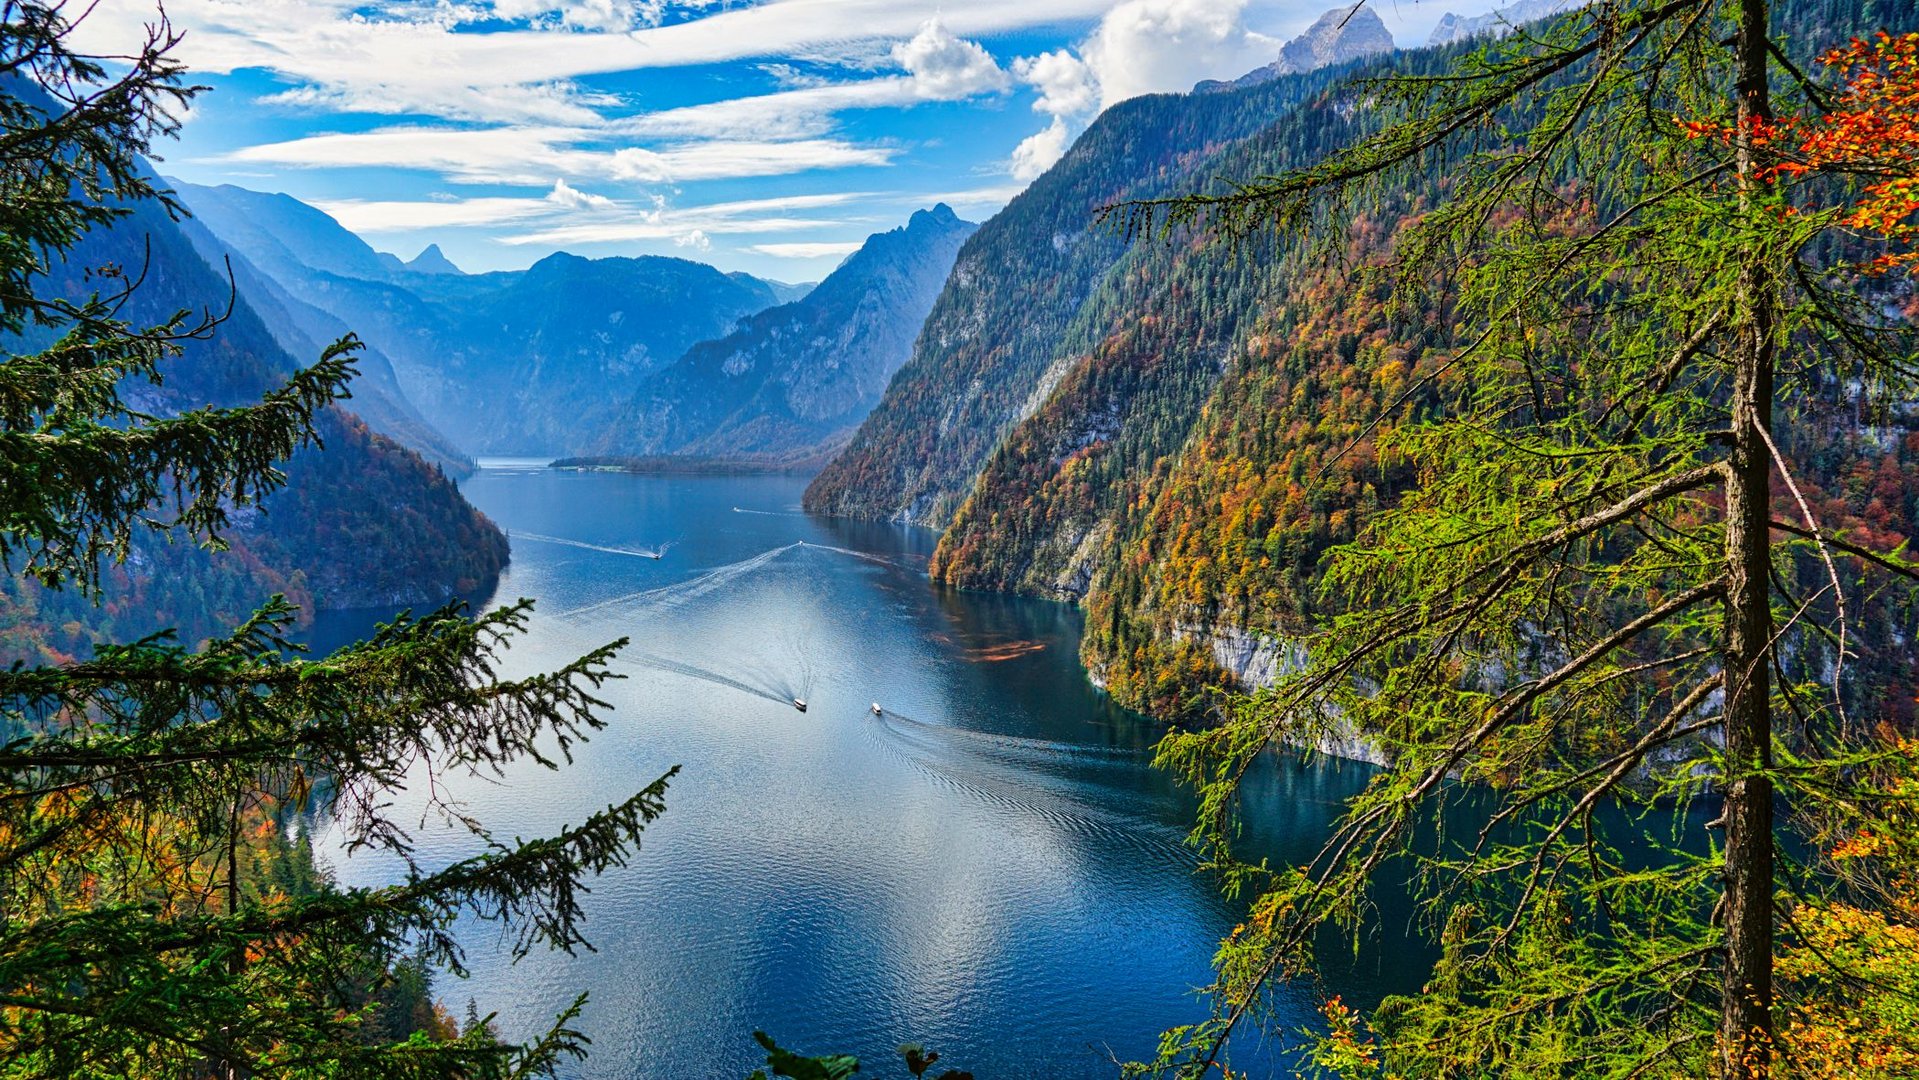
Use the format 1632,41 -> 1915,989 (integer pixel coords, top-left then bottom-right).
314,464 -> 1405,1078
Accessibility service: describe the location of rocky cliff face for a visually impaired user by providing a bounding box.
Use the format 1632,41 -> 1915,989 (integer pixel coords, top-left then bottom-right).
1427,0 -> 1573,45
1196,4 -> 1397,92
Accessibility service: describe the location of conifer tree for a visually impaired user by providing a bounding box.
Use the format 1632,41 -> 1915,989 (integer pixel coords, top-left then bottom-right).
1115,2 -> 1919,1077
0,3 -> 666,1076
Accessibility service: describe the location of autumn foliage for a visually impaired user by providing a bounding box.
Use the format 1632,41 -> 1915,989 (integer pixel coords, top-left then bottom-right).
1683,30 -> 1919,271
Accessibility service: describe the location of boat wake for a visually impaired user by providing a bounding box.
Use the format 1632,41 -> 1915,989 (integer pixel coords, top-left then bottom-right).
535,618 -> 798,709
616,649 -> 795,708
555,542 -> 802,621
512,531 -> 674,560
860,707 -> 1190,867
799,542 -> 914,572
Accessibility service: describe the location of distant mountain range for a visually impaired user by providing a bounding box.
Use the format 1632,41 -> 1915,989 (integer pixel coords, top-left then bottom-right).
176,182 -> 797,455
574,204 -> 977,466
1196,4 -> 1396,92
1426,0 -> 1574,44
177,182 -> 965,463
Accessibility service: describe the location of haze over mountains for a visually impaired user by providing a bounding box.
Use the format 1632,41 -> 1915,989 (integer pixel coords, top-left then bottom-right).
176,183 -> 970,463
1,163 -> 509,662
576,204 -> 978,467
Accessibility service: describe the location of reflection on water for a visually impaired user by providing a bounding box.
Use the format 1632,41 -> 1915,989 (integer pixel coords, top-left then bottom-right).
305,468 -> 1413,1079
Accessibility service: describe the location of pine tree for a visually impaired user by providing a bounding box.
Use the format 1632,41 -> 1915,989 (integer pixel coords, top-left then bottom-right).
0,4 -> 668,1076
1114,1 -> 1919,1077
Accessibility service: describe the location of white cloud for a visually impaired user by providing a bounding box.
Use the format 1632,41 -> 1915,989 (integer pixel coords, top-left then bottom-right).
910,184 -> 1027,212
546,178 -> 614,209
622,21 -> 1006,143
304,187 -> 872,243
891,18 -> 1010,99
498,191 -> 873,246
1001,0 -> 1280,183
77,0 -> 1112,125
224,127 -> 900,185
605,139 -> 899,182
1009,116 -> 1071,181
1012,49 -> 1097,118
747,241 -> 864,259
257,79 -> 616,126
489,0 -> 669,31
313,194 -> 563,232
1079,0 -> 1278,110
624,80 -> 911,141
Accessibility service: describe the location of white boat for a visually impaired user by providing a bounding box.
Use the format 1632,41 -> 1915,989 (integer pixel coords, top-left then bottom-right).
870,703 -> 883,716
793,698 -> 807,712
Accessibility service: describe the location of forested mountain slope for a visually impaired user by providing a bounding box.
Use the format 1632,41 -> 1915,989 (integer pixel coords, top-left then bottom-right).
801,54 -> 1359,526
177,183 -> 788,455
580,204 -> 976,464
0,174 -> 508,664
811,0 -> 1919,726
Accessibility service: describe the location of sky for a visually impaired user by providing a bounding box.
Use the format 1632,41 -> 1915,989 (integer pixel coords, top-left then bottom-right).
77,0 -> 1510,280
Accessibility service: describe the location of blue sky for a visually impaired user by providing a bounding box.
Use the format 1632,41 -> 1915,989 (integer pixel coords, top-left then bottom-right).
80,0 -> 1508,280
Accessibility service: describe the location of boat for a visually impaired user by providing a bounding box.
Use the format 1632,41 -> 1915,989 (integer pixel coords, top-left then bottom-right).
871,703 -> 883,716
793,698 -> 807,712
640,551 -> 662,560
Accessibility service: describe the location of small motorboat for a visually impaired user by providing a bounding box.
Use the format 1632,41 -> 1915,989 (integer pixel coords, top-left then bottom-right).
870,703 -> 883,716
640,551 -> 662,560
793,698 -> 807,712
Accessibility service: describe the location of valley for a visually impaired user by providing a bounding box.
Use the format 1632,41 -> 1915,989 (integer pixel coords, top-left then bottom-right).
6,0 -> 1917,1075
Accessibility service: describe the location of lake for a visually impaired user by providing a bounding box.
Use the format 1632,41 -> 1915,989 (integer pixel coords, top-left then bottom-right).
311,463 -> 1414,1079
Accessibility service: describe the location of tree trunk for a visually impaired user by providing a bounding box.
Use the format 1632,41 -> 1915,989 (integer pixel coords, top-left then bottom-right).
1720,0 -> 1776,1074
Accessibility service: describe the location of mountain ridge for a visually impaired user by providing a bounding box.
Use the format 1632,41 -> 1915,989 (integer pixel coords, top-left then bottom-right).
174,182 -> 795,455
1195,4 -> 1396,92
579,203 -> 977,465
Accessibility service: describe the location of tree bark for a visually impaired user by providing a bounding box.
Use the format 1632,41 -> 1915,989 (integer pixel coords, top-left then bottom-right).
1720,0 -> 1776,1074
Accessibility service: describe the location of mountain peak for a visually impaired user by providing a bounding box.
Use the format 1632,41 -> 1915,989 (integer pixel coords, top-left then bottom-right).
405,243 -> 464,276
1197,3 -> 1396,92
1427,0 -> 1570,46
911,203 -> 960,229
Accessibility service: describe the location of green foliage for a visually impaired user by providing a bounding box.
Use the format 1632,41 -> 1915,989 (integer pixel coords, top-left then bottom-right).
1099,0 -> 1919,1075
745,1033 -> 973,1080
0,4 -> 659,1076
804,59 -> 1364,527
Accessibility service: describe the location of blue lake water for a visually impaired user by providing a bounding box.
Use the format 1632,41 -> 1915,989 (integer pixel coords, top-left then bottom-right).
312,463 -> 1415,1079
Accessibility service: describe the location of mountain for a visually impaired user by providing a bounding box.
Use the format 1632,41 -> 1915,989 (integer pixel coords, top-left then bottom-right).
2,166 -> 508,664
1196,5 -> 1396,92
175,183 -> 792,455
807,0 -> 1914,730
1427,0 -> 1572,44
176,182 -> 396,283
404,243 -> 464,275
170,210 -> 474,475
762,279 -> 817,304
804,50 -> 1362,526
421,252 -> 782,452
579,204 -> 977,465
